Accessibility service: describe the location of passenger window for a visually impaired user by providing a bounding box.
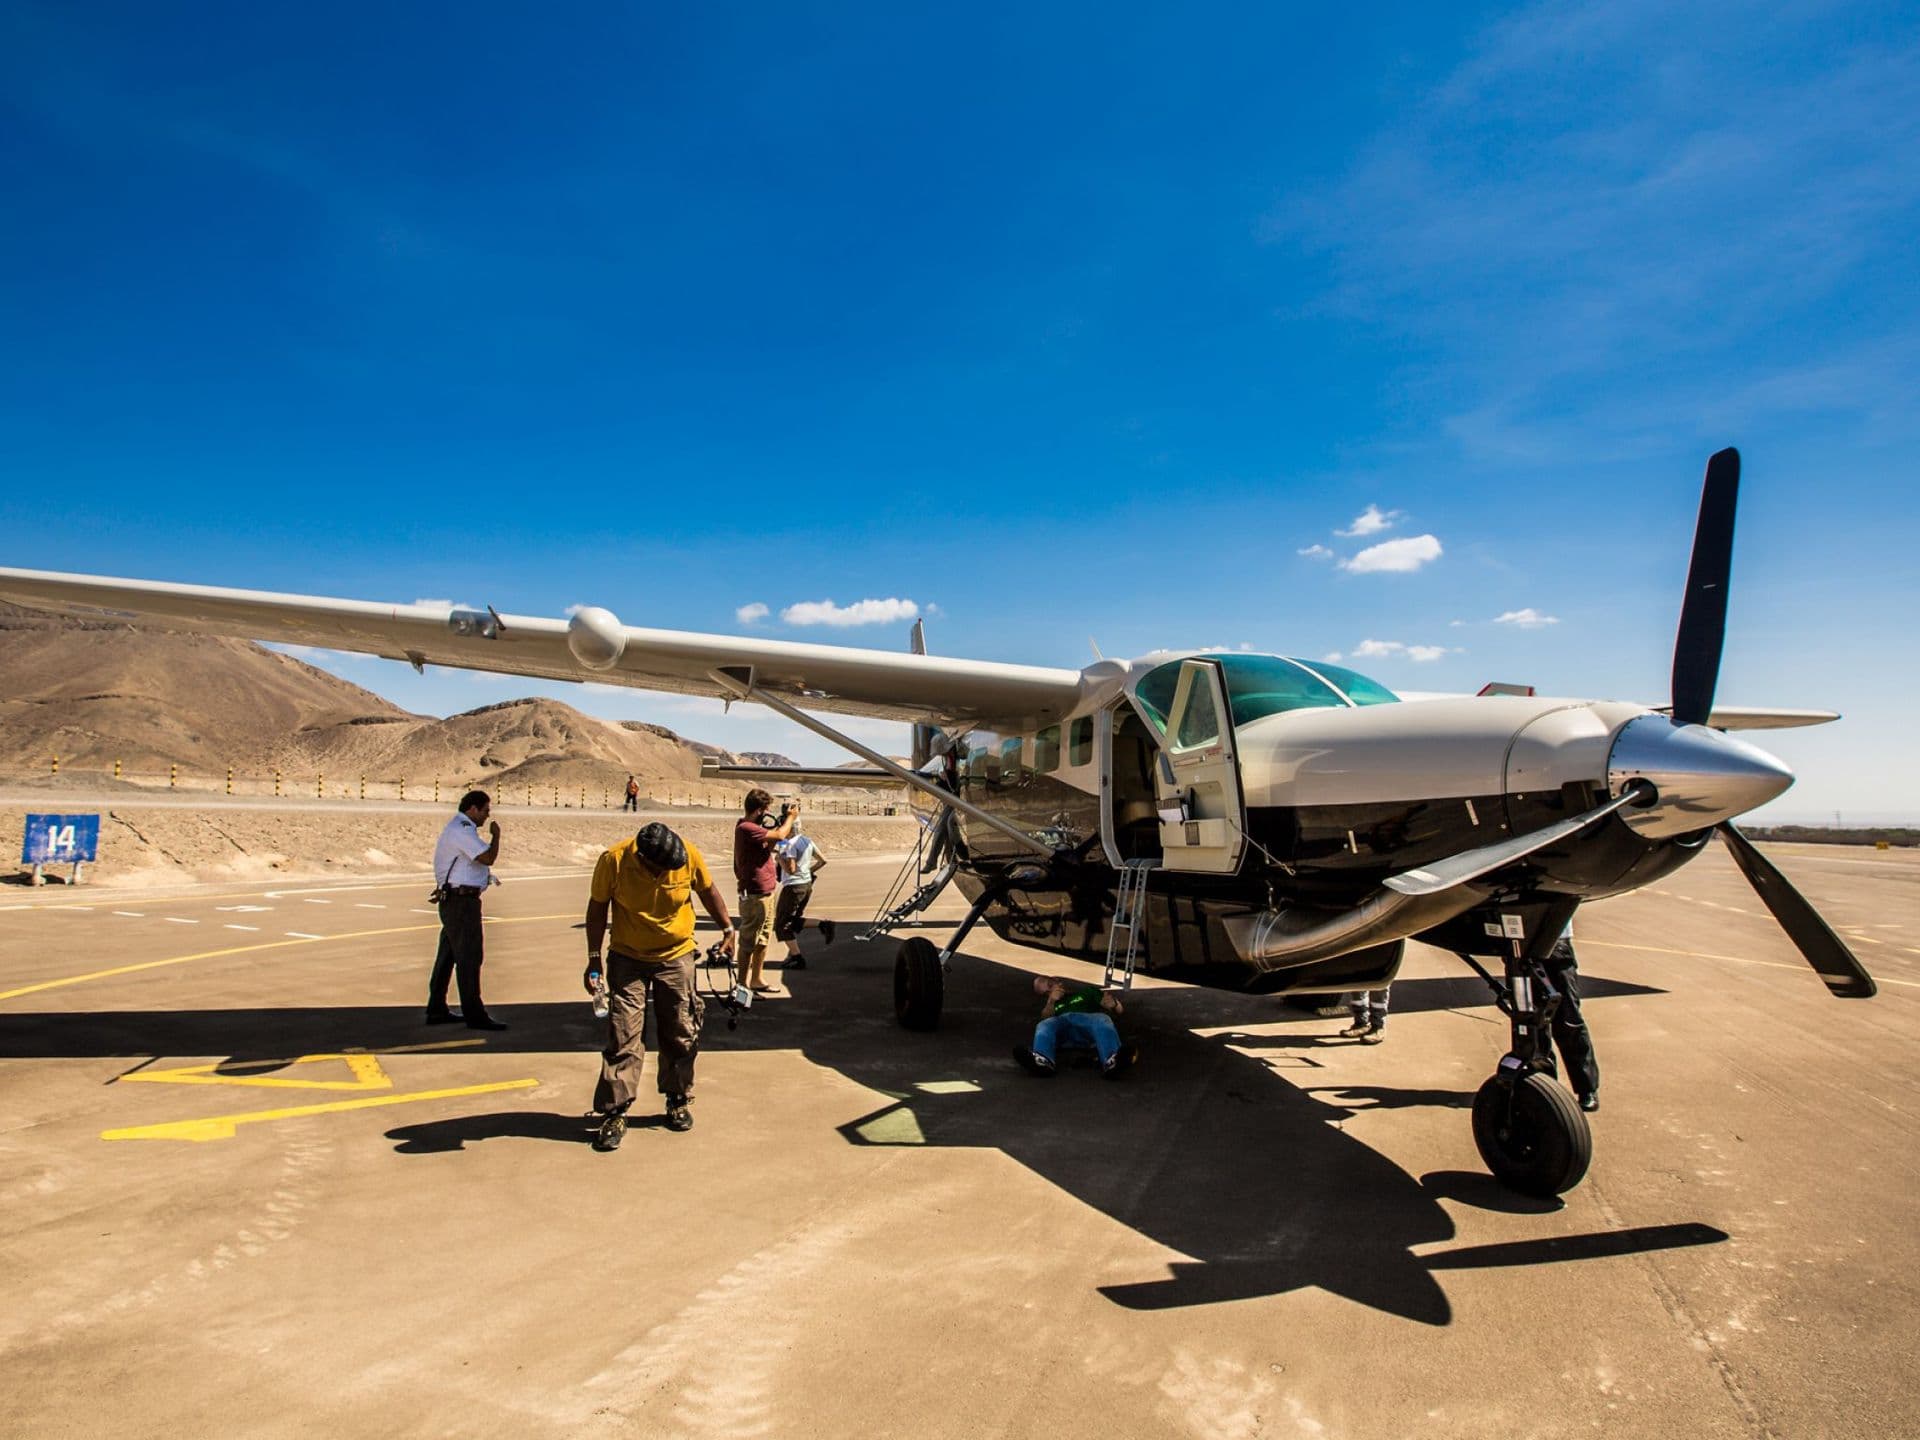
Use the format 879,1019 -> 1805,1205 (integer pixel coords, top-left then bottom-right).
967,745 -> 990,792
999,736 -> 1026,782
1033,725 -> 1061,774
1068,716 -> 1093,767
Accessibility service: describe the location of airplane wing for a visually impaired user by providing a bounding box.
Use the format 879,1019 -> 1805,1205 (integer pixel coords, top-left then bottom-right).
1401,690 -> 1839,731
0,567 -> 1085,728
699,759 -> 907,789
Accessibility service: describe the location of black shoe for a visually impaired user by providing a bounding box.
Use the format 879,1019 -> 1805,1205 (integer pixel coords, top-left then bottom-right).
665,1095 -> 693,1132
1013,1046 -> 1057,1077
1101,1043 -> 1139,1080
466,1016 -> 509,1031
594,1111 -> 627,1151
1579,1092 -> 1600,1113
820,919 -> 837,947
424,1009 -> 463,1026
783,955 -> 807,971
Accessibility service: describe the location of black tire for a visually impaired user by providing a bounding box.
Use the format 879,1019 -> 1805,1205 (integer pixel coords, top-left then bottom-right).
894,937 -> 944,1031
1471,1070 -> 1592,1197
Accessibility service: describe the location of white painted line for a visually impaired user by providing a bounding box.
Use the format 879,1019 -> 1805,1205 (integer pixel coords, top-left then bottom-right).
223,924 -> 261,932
164,917 -> 199,925
112,911 -> 146,918
354,904 -> 386,910
53,905 -> 95,911
302,899 -> 332,905
285,931 -> 324,940
215,905 -> 273,913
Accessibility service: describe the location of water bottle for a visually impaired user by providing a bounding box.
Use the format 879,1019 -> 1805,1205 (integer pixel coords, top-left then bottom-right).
591,972 -> 610,1020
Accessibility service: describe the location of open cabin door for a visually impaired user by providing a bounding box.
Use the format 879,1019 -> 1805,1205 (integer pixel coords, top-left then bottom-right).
1152,658 -> 1247,874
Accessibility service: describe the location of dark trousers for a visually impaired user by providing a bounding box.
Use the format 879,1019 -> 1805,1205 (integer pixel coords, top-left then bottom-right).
428,892 -> 486,1017
623,795 -> 638,812
1543,938 -> 1599,1098
594,951 -> 703,1113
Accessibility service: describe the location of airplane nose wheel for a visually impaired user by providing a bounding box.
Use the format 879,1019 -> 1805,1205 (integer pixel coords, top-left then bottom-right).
894,936 -> 944,1031
1471,1070 -> 1592,1197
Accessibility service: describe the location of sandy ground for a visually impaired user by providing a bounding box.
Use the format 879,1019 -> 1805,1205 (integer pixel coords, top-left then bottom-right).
0,795 -> 919,890
0,838 -> 1917,1437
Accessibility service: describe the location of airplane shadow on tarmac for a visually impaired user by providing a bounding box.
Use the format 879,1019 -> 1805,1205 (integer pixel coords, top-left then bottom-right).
0,941 -> 1717,1325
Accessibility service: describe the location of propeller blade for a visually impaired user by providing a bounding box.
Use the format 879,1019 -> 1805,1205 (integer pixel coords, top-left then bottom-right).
1671,447 -> 1740,727
1718,822 -> 1876,998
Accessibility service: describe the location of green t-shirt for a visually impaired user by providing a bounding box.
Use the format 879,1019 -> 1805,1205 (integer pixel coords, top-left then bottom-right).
1050,985 -> 1104,1015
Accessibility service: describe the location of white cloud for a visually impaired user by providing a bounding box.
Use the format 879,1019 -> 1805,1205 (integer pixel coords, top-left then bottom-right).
780,597 -> 920,627
1352,638 -> 1451,663
1320,651 -> 1344,663
411,598 -> 460,610
1337,504 -> 1401,538
1297,543 -> 1334,560
924,602 -> 944,618
735,602 -> 770,625
1340,534 -> 1443,574
1493,607 -> 1560,628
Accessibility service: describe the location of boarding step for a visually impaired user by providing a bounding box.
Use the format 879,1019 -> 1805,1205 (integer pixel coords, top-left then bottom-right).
1104,858 -> 1159,991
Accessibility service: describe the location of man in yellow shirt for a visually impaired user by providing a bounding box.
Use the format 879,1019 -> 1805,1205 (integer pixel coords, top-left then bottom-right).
584,822 -> 735,1150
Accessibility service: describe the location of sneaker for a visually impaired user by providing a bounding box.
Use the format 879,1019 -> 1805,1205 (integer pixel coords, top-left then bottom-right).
665,1095 -> 693,1132
783,955 -> 808,971
594,1111 -> 627,1152
1013,1046 -> 1057,1077
1339,1014 -> 1371,1037
820,919 -> 837,947
1579,1092 -> 1600,1113
1360,1023 -> 1386,1046
1101,1043 -> 1139,1080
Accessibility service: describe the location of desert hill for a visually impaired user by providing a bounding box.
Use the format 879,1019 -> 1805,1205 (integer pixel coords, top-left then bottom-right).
0,606 -> 810,800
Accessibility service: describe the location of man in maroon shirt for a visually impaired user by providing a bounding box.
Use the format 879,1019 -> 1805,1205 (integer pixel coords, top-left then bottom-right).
733,788 -> 800,992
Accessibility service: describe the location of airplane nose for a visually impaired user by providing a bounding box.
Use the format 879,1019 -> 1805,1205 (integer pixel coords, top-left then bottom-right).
1606,714 -> 1794,837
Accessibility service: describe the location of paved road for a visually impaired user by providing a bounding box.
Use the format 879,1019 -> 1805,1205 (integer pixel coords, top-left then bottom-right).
1,844 -> 1915,1437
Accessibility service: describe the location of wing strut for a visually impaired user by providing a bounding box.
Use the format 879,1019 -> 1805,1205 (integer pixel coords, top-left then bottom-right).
708,666 -> 1056,858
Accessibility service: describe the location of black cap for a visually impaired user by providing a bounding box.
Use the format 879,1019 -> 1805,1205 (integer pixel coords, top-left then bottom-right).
632,822 -> 686,872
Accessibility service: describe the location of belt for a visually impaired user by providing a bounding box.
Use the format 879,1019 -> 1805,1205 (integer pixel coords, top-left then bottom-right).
444,885 -> 484,897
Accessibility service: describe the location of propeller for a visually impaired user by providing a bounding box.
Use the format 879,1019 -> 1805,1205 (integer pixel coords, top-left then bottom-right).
1671,447 -> 1739,727
1665,448 -> 1875,997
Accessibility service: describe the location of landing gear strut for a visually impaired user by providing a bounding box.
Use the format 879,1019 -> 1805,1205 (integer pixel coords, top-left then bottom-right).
1460,897 -> 1592,1197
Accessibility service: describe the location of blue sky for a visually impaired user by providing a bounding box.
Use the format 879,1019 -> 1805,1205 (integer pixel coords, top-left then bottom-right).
2,2 -> 1914,821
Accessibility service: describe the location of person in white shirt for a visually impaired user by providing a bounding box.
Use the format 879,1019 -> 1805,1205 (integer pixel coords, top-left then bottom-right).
774,828 -> 836,971
426,790 -> 506,1030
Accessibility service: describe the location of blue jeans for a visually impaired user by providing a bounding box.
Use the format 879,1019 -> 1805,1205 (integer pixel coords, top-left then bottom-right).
1033,1011 -> 1120,1065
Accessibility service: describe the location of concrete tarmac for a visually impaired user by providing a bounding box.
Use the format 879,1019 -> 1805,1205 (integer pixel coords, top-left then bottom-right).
1,842 -> 1916,1438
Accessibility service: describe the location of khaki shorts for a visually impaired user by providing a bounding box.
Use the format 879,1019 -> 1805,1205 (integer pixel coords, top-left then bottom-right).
738,891 -> 776,952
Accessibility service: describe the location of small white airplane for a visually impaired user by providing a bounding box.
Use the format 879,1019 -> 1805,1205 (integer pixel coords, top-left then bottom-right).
0,448 -> 1871,1197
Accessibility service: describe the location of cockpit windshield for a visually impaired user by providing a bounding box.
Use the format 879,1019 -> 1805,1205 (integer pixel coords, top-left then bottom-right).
1132,653 -> 1400,734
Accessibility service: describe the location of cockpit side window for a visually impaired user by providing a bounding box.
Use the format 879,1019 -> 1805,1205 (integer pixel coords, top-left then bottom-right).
1132,653 -> 1389,733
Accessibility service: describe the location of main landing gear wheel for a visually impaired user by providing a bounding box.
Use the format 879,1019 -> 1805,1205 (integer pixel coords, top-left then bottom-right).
894,936 -> 944,1031
1471,1070 -> 1592,1197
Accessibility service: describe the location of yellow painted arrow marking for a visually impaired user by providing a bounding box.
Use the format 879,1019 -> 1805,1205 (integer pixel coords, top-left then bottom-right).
102,1078 -> 541,1143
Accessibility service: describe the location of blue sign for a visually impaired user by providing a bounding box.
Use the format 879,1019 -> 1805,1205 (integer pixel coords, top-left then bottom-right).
22,814 -> 100,865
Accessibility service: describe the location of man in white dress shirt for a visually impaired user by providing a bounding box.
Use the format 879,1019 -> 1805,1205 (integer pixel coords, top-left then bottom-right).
426,790 -> 507,1030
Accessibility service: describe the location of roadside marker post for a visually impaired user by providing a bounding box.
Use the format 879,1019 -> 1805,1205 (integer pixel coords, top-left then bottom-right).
169,763 -> 177,789
113,759 -> 122,781
274,769 -> 282,797
226,766 -> 233,796
359,775 -> 366,800
317,772 -> 324,800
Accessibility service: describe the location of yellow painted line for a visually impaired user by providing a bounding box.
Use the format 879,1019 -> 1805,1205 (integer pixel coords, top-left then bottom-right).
0,869 -> 596,914
1584,938 -> 1920,989
119,1051 -> 392,1091
102,1077 -> 540,1142
115,1038 -> 482,1091
0,913 -> 577,1003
